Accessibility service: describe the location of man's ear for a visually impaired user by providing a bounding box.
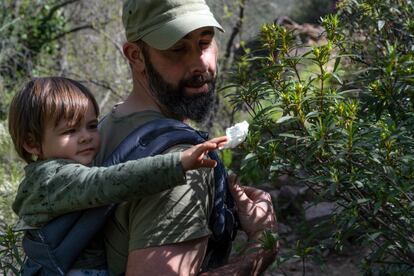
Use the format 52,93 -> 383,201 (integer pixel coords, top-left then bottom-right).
23,136 -> 41,157
123,42 -> 146,73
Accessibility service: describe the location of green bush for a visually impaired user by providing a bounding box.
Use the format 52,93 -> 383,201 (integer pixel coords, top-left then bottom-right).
0,0 -> 68,119
337,0 -> 414,122
0,121 -> 23,225
225,0 -> 413,273
0,224 -> 24,275
0,121 -> 24,275
0,2 -> 68,270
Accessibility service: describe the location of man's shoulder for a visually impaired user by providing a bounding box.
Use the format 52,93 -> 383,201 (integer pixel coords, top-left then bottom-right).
95,110 -> 166,164
98,109 -> 165,134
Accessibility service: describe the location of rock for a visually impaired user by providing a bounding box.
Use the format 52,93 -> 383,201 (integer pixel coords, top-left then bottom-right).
279,185 -> 301,201
304,202 -> 339,223
277,222 -> 292,235
278,185 -> 307,215
303,187 -> 317,202
286,233 -> 298,242
256,182 -> 276,192
268,189 -> 280,201
273,174 -> 295,188
279,184 -> 309,202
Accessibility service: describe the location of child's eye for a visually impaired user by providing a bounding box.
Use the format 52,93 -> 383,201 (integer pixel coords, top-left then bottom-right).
88,123 -> 98,130
62,128 -> 76,135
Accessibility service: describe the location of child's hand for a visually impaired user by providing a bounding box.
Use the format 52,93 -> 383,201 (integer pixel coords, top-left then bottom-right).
181,136 -> 228,171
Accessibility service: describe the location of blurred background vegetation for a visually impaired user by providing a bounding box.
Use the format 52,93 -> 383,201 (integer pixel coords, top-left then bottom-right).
1,0 -> 413,275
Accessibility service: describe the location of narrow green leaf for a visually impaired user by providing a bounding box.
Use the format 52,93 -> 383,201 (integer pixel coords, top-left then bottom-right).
333,57 -> 341,73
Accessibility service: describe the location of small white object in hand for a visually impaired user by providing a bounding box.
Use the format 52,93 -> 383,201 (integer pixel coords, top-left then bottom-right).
222,121 -> 249,149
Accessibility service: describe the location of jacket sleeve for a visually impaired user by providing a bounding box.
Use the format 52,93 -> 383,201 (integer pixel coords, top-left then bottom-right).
15,152 -> 185,226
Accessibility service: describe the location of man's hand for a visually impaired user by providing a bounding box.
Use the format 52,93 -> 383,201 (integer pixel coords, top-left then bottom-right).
228,174 -> 277,242
199,174 -> 279,276
180,136 -> 228,171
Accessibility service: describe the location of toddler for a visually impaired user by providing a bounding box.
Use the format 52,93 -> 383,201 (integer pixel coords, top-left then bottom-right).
8,77 -> 227,274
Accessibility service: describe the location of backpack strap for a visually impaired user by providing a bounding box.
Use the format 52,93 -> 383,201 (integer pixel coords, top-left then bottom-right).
21,118 -> 238,274
104,118 -> 238,237
104,118 -> 239,269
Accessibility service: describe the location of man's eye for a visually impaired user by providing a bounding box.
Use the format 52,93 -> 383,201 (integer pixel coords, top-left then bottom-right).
200,41 -> 211,48
171,47 -> 184,52
170,44 -> 185,52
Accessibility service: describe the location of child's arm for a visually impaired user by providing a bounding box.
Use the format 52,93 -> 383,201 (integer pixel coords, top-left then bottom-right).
14,136 -> 227,226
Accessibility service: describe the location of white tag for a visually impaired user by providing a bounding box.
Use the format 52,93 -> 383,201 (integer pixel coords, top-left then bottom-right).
221,121 -> 249,149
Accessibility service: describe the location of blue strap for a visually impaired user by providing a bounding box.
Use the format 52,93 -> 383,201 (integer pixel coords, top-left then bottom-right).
104,118 -> 238,241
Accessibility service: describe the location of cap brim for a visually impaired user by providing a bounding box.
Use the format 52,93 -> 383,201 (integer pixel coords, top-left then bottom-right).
142,13 -> 224,50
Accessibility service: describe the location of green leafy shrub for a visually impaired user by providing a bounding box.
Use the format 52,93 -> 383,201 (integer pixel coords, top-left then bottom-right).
0,224 -> 23,275
0,121 -> 23,225
0,121 -> 24,275
0,0 -> 68,119
0,3 -> 68,271
225,0 -> 414,273
337,0 -> 414,121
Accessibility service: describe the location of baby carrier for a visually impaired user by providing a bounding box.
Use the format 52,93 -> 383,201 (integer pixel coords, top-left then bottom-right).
21,118 -> 239,275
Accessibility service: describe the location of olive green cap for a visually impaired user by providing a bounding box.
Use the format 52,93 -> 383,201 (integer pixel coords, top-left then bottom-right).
123,0 -> 224,50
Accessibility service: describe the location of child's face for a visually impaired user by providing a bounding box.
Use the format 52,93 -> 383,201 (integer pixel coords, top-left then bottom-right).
40,100 -> 100,165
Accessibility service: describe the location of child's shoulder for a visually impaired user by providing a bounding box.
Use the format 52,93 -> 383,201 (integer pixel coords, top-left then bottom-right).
25,159 -> 79,175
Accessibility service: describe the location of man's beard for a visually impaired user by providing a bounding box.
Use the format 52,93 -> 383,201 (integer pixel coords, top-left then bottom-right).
143,53 -> 216,123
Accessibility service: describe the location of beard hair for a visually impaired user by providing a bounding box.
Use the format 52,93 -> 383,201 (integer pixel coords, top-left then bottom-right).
142,49 -> 216,123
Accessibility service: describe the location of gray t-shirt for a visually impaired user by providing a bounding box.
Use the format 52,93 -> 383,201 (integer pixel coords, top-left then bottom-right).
95,110 -> 214,276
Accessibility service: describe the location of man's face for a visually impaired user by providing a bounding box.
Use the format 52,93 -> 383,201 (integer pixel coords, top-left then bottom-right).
142,27 -> 219,122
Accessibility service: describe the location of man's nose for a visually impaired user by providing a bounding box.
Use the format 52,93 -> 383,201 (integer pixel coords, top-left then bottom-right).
188,47 -> 209,74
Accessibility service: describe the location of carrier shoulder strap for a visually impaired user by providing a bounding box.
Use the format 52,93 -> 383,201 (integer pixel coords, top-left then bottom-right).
21,118 -> 237,275
103,118 -> 239,270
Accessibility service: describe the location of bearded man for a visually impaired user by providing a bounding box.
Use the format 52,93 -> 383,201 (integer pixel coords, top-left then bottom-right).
94,0 -> 278,275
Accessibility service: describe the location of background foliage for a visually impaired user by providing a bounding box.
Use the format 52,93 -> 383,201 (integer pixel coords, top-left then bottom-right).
226,0 -> 413,274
